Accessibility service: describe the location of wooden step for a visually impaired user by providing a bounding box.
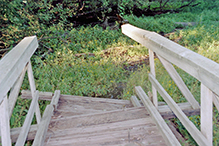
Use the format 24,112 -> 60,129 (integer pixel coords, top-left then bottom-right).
21,91 -> 133,118
49,107 -> 149,130
19,92 -> 175,145
53,94 -> 133,118
45,107 -> 167,146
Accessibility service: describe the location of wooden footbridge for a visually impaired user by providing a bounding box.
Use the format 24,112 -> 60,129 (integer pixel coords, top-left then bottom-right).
1,24 -> 219,146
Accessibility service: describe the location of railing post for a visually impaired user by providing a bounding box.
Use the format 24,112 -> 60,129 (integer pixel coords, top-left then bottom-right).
27,61 -> 41,124
149,49 -> 158,108
0,96 -> 12,146
201,83 -> 213,145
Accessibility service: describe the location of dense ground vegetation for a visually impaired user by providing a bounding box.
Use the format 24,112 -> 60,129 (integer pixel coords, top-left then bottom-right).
1,0 -> 219,145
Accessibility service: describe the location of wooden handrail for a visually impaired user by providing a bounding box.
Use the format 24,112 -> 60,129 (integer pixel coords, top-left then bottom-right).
122,24 -> 218,146
0,36 -> 39,146
0,36 -> 38,104
122,24 -> 219,97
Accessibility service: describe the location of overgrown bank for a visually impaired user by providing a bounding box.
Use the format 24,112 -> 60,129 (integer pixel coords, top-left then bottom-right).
1,0 -> 219,145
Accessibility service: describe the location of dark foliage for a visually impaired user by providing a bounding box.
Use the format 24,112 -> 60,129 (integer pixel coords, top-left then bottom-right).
0,0 -> 200,55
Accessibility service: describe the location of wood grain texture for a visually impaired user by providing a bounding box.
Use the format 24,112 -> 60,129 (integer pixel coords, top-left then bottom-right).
43,94 -> 168,146
33,90 -> 60,146
21,90 -> 53,100
33,105 -> 54,146
122,24 -> 219,98
21,91 -> 131,105
15,91 -> 39,146
149,49 -> 158,108
6,94 -> 188,145
135,86 -> 180,146
21,91 -> 199,119
3,103 -> 200,144
51,90 -> 61,110
46,122 -> 165,146
27,61 -> 41,124
0,36 -> 38,104
0,97 -> 12,146
50,107 -> 149,128
21,92 -> 133,118
149,73 -> 209,146
47,118 -> 155,138
9,124 -> 38,143
130,96 -> 142,107
45,106 -> 166,146
201,84 -> 213,145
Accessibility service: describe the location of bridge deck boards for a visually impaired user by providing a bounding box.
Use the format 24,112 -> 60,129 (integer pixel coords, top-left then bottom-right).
43,95 -> 167,146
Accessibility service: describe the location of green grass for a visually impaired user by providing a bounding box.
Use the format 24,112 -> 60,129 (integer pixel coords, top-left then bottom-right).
3,0 -> 219,145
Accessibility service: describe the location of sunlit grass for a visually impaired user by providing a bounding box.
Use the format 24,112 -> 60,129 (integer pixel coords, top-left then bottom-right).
6,1 -> 219,145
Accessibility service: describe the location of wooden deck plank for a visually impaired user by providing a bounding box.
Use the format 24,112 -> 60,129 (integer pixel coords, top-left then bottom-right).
21,92 -> 133,118
57,97 -> 132,110
44,103 -> 168,146
49,107 -> 149,130
46,133 -> 165,146
7,94 -> 200,145
14,93 -> 182,145
53,102 -> 132,118
21,91 -> 199,119
45,114 -> 166,146
21,91 -> 132,105
46,118 -> 156,139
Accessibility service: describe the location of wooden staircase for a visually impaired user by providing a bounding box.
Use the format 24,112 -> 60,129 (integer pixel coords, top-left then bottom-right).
20,91 -> 177,146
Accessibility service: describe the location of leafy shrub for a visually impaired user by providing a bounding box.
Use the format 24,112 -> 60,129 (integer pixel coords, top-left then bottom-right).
3,1 -> 219,145
124,15 -> 176,33
22,49 -> 128,98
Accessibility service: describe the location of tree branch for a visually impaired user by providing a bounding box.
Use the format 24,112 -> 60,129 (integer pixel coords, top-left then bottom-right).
0,48 -> 10,53
178,1 -> 201,10
162,0 -> 170,10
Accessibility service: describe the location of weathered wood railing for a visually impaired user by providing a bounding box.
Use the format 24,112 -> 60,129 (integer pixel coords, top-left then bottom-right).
122,24 -> 219,146
0,36 -> 60,146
